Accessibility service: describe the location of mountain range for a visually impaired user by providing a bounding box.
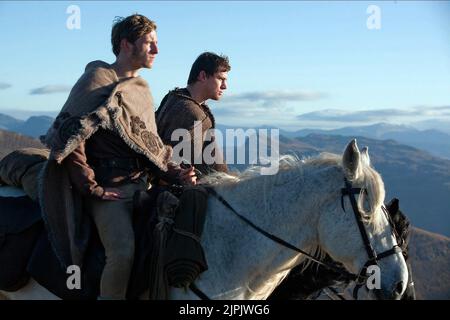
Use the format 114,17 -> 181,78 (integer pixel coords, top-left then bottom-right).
217,123 -> 450,160
279,123 -> 450,160
316,227 -> 450,300
1,112 -> 448,236
408,227 -> 450,299
0,113 -> 53,139
1,112 -> 450,160
0,129 -> 45,160
214,122 -> 450,236
219,128 -> 450,237
276,133 -> 450,237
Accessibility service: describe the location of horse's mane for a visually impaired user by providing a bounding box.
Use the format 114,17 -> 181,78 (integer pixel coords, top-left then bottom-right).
199,152 -> 386,232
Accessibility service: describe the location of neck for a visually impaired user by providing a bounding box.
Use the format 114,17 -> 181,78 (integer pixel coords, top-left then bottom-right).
112,57 -> 140,79
206,170 -> 322,299
186,84 -> 207,105
170,162 -> 341,300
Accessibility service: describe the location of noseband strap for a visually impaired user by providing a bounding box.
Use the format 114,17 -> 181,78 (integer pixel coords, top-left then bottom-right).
341,178 -> 403,299
342,178 -> 401,264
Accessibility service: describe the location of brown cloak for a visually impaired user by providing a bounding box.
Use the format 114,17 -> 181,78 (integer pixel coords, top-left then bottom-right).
156,88 -> 228,175
39,60 -> 172,268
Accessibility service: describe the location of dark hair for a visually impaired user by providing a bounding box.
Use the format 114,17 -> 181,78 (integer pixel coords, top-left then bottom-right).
187,52 -> 231,85
111,14 -> 157,56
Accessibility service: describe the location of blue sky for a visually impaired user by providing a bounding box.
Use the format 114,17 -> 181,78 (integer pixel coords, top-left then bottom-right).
0,1 -> 449,130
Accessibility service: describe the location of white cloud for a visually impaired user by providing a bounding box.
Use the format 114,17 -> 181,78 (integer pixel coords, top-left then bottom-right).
0,82 -> 12,90
296,106 -> 450,123
224,90 -> 327,104
210,89 -> 327,126
30,85 -> 71,95
210,100 -> 450,130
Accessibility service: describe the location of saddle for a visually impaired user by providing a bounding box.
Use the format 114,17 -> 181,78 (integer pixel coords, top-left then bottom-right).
0,195 -> 43,291
0,184 -> 209,299
128,185 -> 209,300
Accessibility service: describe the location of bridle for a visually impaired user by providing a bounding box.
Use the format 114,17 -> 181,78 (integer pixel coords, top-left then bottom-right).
341,178 -> 402,299
188,178 -> 403,300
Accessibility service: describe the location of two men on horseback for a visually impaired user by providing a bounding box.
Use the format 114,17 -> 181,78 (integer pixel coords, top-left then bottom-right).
40,14 -> 195,300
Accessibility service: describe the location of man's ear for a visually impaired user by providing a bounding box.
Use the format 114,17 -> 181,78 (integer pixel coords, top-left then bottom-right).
197,70 -> 207,82
120,38 -> 132,53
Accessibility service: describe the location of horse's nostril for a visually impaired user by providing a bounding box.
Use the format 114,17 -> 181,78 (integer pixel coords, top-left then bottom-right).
394,281 -> 404,295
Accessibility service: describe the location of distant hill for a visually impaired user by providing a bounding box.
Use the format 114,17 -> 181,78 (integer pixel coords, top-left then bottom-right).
282,134 -> 450,237
413,119 -> 450,135
223,131 -> 450,237
0,113 -> 22,130
0,113 -> 53,139
279,123 -> 450,160
0,129 -> 45,160
409,227 -> 450,299
0,109 -> 58,121
217,122 -> 450,160
18,116 -> 53,138
1,116 -> 449,235
315,227 -> 450,300
2,114 -> 449,159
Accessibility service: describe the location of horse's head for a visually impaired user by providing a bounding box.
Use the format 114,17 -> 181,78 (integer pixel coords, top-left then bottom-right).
384,197 -> 416,300
317,139 -> 408,299
269,196 -> 415,300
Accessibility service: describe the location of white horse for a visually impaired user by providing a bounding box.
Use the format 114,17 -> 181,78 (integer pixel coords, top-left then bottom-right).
0,140 -> 408,300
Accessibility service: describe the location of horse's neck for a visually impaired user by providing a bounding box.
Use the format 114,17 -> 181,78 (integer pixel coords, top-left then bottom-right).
194,164 -> 343,299
218,165 -> 343,244
216,173 -> 314,244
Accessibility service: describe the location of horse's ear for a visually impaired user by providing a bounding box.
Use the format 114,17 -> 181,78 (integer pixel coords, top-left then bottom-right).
343,139 -> 361,179
361,146 -> 371,167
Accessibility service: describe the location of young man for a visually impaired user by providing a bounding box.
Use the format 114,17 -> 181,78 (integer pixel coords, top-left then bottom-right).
156,52 -> 231,175
40,14 -> 195,300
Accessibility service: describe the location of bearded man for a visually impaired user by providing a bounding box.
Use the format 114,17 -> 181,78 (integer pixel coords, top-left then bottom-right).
39,14 -> 195,300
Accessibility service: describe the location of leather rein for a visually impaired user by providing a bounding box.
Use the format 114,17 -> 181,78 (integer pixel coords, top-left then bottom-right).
189,178 -> 402,300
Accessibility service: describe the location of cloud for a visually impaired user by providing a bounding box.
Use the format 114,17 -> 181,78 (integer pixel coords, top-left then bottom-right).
297,109 -> 409,122
296,106 -> 450,123
0,82 -> 12,90
30,85 -> 71,95
210,89 -> 327,123
213,100 -> 294,120
426,105 -> 450,111
224,90 -> 326,106
210,95 -> 450,130
212,106 -> 243,118
419,105 -> 450,116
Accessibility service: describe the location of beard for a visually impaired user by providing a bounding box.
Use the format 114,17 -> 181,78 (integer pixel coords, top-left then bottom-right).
131,46 -> 152,69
